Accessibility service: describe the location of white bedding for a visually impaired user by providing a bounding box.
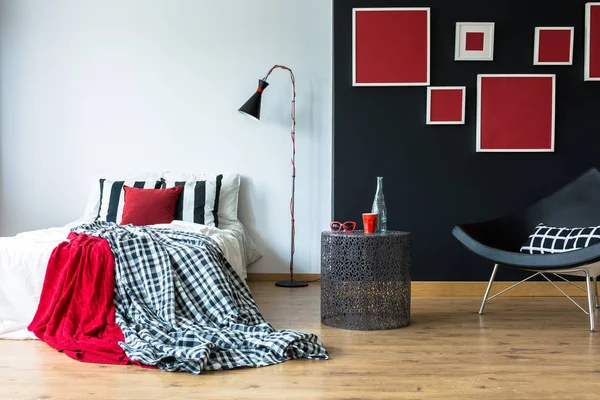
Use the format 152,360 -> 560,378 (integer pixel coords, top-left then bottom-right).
0,219 -> 260,340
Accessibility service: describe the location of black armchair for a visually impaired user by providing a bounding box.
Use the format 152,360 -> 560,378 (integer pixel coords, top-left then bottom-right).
453,168 -> 600,331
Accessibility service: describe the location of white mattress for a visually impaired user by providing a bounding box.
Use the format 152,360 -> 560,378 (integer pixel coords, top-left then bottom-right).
0,219 -> 261,340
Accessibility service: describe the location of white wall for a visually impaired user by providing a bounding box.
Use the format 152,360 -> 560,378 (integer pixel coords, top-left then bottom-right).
0,0 -> 332,274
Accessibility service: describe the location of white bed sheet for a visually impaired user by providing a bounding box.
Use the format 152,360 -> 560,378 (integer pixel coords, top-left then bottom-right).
0,219 -> 260,340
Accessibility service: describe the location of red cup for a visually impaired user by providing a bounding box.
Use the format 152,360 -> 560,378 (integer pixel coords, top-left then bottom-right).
362,213 -> 378,233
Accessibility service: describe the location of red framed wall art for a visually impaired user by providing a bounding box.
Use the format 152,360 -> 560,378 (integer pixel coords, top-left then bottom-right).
426,87 -> 466,125
455,22 -> 495,61
477,74 -> 556,152
586,3 -> 600,80
534,27 -> 574,65
353,8 -> 430,86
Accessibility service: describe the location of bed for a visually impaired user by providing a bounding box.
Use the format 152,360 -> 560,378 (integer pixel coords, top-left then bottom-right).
0,171 -> 327,374
0,171 -> 263,339
0,218 -> 259,339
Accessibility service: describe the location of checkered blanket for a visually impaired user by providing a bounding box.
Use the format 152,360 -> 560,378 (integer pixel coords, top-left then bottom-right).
71,221 -> 328,374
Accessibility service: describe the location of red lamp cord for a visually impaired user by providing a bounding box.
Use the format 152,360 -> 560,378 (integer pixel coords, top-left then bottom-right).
263,66 -> 319,284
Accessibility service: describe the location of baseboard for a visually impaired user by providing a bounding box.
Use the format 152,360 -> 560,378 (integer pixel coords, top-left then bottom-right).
247,273 -> 321,282
246,274 -> 590,297
410,281 -> 588,297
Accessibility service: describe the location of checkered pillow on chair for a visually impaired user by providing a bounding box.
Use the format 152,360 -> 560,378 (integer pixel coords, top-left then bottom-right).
520,223 -> 600,254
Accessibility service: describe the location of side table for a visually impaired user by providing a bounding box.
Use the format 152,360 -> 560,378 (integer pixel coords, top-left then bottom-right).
320,230 -> 411,330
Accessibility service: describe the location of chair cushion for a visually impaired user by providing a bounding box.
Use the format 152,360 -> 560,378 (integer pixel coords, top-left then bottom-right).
520,223 -> 600,254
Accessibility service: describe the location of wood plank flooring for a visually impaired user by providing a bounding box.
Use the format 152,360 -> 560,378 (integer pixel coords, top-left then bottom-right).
1,281 -> 600,399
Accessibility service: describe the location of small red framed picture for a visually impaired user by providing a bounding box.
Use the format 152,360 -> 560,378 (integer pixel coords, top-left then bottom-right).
455,22 -> 495,61
586,3 -> 600,81
534,27 -> 574,65
477,74 -> 556,153
426,87 -> 466,125
353,7 -> 430,86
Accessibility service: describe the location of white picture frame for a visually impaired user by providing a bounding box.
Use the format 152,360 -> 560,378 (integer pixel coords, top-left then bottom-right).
426,87 -> 466,125
455,22 -> 495,61
585,2 -> 600,81
533,27 -> 574,65
476,74 -> 556,153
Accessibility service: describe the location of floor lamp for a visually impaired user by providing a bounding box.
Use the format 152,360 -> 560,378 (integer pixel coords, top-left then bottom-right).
238,65 -> 308,288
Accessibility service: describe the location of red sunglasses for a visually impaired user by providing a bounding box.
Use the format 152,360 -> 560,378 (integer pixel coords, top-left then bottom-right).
330,221 -> 357,232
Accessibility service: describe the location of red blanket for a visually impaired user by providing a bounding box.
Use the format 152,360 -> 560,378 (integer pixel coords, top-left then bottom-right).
28,232 -> 138,365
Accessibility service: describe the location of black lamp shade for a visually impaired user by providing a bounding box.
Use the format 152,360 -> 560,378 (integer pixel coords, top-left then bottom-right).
239,79 -> 269,121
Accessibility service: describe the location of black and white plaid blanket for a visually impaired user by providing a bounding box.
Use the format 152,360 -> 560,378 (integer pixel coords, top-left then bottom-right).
71,221 -> 328,374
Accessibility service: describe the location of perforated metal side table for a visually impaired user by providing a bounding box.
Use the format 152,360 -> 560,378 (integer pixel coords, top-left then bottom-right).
320,230 -> 411,330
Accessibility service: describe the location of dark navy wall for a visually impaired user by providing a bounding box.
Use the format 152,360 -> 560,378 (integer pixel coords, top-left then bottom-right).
333,0 -> 600,281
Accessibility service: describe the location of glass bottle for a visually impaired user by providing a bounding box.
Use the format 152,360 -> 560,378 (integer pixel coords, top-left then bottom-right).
371,176 -> 387,233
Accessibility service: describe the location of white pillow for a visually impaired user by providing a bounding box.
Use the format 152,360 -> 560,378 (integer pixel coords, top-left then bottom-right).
82,173 -> 162,221
97,178 -> 164,224
162,178 -> 220,227
162,172 -> 240,222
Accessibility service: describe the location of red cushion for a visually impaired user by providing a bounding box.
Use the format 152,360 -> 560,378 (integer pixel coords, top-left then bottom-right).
121,186 -> 183,226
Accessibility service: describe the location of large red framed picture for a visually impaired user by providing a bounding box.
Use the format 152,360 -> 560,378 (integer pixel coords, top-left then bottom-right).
477,75 -> 556,152
353,8 -> 430,86
586,3 -> 600,80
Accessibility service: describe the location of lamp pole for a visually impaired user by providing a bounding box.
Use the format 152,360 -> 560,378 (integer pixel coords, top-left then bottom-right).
239,65 -> 308,288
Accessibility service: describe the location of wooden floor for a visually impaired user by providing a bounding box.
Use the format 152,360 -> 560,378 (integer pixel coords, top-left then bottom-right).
2,282 -> 600,400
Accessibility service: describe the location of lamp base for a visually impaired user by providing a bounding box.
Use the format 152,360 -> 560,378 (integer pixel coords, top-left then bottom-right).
275,279 -> 309,288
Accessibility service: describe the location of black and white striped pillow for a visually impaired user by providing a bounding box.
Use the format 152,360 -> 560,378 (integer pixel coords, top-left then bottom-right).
520,223 -> 600,254
162,174 -> 223,227
97,179 -> 163,223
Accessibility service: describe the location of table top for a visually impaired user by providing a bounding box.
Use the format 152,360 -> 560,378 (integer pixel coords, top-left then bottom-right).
322,230 -> 410,237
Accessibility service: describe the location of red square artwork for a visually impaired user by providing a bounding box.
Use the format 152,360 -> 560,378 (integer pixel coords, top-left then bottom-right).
465,32 -> 485,51
455,22 -> 495,61
353,8 -> 430,86
586,3 -> 600,80
427,87 -> 466,125
534,28 -> 573,65
477,75 -> 555,152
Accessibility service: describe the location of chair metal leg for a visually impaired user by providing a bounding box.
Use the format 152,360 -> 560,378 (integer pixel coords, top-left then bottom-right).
594,276 -> 599,309
586,272 -> 595,332
479,264 -> 499,314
